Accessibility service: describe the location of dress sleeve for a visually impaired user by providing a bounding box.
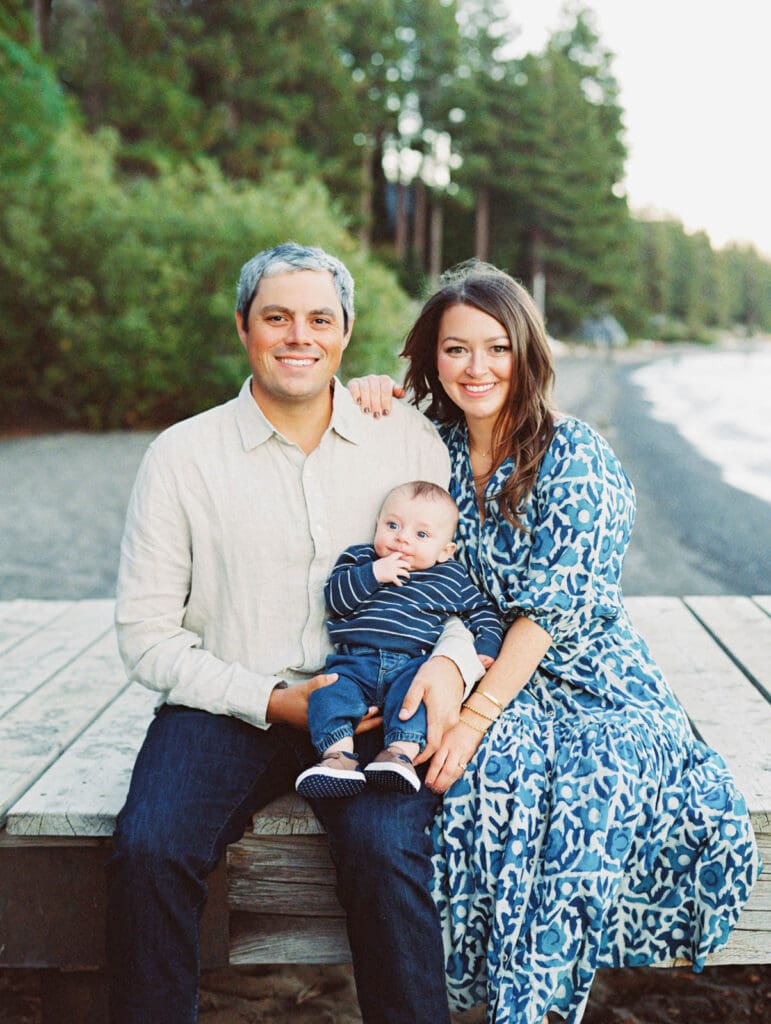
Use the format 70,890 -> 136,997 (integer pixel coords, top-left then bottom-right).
501,420 -> 635,647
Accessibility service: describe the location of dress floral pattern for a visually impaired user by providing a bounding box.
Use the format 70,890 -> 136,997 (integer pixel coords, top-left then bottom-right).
431,416 -> 760,1024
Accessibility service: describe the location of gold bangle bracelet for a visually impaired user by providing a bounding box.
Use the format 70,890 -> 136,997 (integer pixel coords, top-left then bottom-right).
461,702 -> 498,723
478,689 -> 505,713
458,715 -> 487,735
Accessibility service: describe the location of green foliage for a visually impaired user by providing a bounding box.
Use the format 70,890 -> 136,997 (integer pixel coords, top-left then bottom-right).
0,33 -> 408,429
633,218 -> 771,338
441,5 -> 636,334
5,0 -> 770,426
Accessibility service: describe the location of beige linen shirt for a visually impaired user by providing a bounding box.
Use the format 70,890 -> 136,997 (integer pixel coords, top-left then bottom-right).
116,378 -> 481,729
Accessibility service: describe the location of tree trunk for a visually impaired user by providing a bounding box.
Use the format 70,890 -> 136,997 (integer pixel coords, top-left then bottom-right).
358,143 -> 375,253
33,0 -> 53,50
429,199 -> 444,284
413,179 -> 427,270
475,184 -> 490,262
394,182 -> 408,261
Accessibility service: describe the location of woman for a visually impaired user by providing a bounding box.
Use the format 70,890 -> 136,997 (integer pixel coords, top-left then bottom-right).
349,262 -> 759,1024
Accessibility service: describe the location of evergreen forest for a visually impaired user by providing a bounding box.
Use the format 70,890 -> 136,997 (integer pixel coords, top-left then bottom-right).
2,0 -> 770,428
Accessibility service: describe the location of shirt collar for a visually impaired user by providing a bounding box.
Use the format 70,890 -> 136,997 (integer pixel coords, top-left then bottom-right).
234,376 -> 366,451
329,378 -> 366,445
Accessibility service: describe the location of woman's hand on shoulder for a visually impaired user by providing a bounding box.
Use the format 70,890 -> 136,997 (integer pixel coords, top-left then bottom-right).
347,374 -> 405,418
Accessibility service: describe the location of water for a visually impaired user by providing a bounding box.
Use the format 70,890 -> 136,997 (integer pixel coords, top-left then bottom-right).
631,347 -> 771,505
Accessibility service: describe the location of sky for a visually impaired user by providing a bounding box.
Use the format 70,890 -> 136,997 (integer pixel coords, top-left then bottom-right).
503,1 -> 771,256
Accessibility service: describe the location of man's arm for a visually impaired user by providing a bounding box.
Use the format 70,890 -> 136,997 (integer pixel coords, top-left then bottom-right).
431,615 -> 485,695
116,445 -> 285,729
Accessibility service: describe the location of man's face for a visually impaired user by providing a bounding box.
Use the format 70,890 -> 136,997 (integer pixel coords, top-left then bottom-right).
235,269 -> 352,409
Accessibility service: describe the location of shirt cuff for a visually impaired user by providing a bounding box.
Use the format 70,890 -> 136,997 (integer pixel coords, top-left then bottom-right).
223,671 -> 286,730
431,635 -> 484,699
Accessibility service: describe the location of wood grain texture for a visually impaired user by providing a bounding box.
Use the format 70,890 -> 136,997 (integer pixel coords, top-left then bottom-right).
250,792 -> 325,836
0,599 -> 72,658
0,628 -> 129,828
685,595 -> 771,696
0,599 -> 115,716
228,833 -> 336,884
228,912 -> 351,965
6,683 -> 156,836
625,596 -> 771,827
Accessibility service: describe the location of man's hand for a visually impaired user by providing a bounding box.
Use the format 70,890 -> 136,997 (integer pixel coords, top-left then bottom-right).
266,673 -> 338,730
373,551 -> 411,586
266,674 -> 383,734
399,655 -> 463,768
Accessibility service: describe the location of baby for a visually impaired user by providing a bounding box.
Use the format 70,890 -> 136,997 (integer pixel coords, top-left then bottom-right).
295,480 -> 502,798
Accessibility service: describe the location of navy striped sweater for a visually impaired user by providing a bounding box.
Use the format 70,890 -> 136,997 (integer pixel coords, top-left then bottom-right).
324,544 -> 502,659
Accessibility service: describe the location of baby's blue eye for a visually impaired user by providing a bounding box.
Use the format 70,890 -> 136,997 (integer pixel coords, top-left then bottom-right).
387,521 -> 398,531
417,531 -> 428,539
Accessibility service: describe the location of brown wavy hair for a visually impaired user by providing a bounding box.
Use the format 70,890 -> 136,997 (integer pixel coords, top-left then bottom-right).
401,262 -> 555,531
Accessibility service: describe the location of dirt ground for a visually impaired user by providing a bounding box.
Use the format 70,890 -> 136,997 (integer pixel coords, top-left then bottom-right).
2,962 -> 770,1022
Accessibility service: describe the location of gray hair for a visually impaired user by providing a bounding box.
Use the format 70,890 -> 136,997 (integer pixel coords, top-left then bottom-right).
236,242 -> 355,331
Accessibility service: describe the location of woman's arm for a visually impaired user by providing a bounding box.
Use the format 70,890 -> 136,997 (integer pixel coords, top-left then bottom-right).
425,614 -> 552,794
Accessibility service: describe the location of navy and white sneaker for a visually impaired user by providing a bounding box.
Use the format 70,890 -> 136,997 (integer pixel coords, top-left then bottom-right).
295,750 -> 367,799
364,747 -> 420,794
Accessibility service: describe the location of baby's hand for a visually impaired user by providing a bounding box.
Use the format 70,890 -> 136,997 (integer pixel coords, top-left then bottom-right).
477,654 -> 495,670
373,552 -> 411,586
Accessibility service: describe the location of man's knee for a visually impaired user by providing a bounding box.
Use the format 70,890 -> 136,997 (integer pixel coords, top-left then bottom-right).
325,791 -> 435,876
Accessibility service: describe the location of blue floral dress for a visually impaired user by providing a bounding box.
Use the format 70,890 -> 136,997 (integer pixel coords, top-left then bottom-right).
431,416 -> 760,1024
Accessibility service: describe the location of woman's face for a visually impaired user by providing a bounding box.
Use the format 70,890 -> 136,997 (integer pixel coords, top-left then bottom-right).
436,303 -> 513,429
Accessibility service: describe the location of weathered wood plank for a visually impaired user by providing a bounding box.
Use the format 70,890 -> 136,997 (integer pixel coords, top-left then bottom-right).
6,683 -> 156,836
0,599 -> 115,716
685,595 -> 771,697
0,599 -> 72,657
0,630 -> 129,828
229,912 -> 350,965
250,792 -> 324,836
228,834 -> 335,885
228,878 -> 343,917
624,597 -> 771,828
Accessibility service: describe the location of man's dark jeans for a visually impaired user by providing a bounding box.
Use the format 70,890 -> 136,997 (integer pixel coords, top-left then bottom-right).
106,704 -> 451,1024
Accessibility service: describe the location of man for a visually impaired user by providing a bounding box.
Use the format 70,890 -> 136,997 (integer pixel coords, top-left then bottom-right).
108,243 -> 479,1023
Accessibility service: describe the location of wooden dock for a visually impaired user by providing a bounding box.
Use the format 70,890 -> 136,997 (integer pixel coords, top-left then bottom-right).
0,596 -> 769,981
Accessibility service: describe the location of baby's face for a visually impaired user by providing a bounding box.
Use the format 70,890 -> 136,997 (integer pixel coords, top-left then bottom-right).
374,492 -> 457,571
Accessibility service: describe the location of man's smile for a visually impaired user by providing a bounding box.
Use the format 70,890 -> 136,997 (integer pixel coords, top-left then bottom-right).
276,355 -> 318,366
